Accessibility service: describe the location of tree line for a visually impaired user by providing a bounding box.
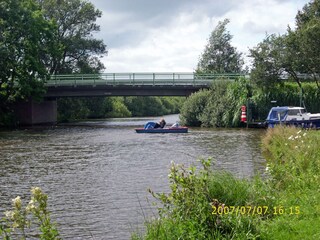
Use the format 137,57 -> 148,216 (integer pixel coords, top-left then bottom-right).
180,0 -> 320,127
58,96 -> 184,122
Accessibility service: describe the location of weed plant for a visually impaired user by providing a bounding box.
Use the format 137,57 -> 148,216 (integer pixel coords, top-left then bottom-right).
0,187 -> 60,240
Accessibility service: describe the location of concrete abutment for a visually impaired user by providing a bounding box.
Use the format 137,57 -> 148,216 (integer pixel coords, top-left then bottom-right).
13,99 -> 57,125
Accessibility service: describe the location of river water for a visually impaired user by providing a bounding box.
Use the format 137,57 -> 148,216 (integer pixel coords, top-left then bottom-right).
0,115 -> 266,239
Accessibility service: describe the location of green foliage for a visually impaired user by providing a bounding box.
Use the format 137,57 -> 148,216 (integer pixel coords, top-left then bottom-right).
181,78 -> 320,127
0,0 -> 107,126
135,159 -> 272,239
124,96 -> 181,117
250,82 -> 320,121
180,78 -> 250,127
260,126 -> 320,239
56,96 -> 183,122
37,0 -> 107,74
0,187 -> 60,240
250,0 -> 320,89
249,34 -> 286,89
106,97 -> 131,118
83,97 -> 109,119
197,19 -> 243,74
262,127 -> 320,191
57,98 -> 90,122
0,0 -> 55,111
179,90 -> 210,126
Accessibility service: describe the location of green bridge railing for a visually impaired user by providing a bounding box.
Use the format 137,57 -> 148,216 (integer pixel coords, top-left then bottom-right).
46,73 -> 246,87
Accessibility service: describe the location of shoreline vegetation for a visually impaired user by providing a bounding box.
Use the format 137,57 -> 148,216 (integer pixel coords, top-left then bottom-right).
179,79 -> 320,128
132,126 -> 320,240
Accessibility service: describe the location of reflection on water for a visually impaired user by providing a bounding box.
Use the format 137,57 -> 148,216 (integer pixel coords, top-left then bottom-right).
0,115 -> 266,239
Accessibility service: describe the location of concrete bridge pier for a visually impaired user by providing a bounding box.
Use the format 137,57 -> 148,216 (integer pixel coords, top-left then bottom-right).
14,99 -> 57,125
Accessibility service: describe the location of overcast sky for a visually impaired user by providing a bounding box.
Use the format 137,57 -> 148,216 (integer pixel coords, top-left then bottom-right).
90,0 -> 308,73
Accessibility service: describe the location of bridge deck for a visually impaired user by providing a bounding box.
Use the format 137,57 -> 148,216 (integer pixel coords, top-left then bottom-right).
47,73 -> 244,87
45,73 -> 245,97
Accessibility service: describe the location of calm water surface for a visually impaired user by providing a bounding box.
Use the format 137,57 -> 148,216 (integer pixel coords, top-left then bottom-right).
0,115 -> 266,239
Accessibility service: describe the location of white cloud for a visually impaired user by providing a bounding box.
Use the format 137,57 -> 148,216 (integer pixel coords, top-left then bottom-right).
92,0 -> 308,72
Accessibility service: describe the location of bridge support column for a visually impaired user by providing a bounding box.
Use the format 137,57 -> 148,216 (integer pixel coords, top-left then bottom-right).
14,99 -> 57,125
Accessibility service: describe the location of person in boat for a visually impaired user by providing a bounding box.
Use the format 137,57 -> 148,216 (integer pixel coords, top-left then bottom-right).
154,118 -> 166,128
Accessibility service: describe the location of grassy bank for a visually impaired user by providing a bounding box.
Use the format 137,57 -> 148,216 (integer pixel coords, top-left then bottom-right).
133,127 -> 320,239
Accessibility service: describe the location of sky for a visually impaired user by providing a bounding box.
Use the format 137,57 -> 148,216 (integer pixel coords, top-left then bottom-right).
90,0 -> 308,73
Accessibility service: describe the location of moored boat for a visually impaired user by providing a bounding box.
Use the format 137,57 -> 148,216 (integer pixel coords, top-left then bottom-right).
266,106 -> 320,128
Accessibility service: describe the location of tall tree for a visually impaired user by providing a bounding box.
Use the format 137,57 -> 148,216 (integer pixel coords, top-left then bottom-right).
197,19 -> 243,73
0,0 -> 55,111
249,34 -> 287,89
37,0 -> 107,74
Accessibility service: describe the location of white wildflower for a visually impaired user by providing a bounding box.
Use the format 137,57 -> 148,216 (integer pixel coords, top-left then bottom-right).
26,204 -> 36,212
297,130 -> 302,134
288,135 -> 293,140
4,211 -> 14,219
12,196 -> 22,209
295,146 -> 298,149
31,187 -> 42,195
303,132 -> 307,137
295,136 -> 299,139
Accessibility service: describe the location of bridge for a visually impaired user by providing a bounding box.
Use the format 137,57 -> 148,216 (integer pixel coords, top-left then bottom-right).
45,72 -> 244,97
15,72 -> 244,125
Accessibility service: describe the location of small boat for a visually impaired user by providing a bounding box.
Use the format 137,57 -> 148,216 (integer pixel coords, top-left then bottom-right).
266,106 -> 320,128
135,121 -> 188,133
135,127 -> 188,133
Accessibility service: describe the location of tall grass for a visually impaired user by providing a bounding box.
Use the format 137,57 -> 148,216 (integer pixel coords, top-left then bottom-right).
133,126 -> 320,239
260,126 -> 320,240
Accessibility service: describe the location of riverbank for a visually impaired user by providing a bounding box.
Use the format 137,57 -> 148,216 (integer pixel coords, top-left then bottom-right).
132,126 -> 320,239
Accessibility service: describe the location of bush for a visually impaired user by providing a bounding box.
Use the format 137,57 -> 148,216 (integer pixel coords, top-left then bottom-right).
179,89 -> 210,126
180,77 -> 250,127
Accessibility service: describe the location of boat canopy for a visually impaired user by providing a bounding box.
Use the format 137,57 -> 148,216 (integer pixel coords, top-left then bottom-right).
266,107 -> 289,121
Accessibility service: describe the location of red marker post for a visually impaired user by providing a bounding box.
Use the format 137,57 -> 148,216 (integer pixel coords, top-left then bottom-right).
241,105 -> 247,123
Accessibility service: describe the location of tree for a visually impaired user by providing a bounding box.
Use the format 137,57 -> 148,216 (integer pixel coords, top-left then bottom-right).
196,19 -> 243,73
37,0 -> 107,74
293,0 -> 320,88
249,34 -> 287,89
250,0 -> 320,90
0,0 -> 55,114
